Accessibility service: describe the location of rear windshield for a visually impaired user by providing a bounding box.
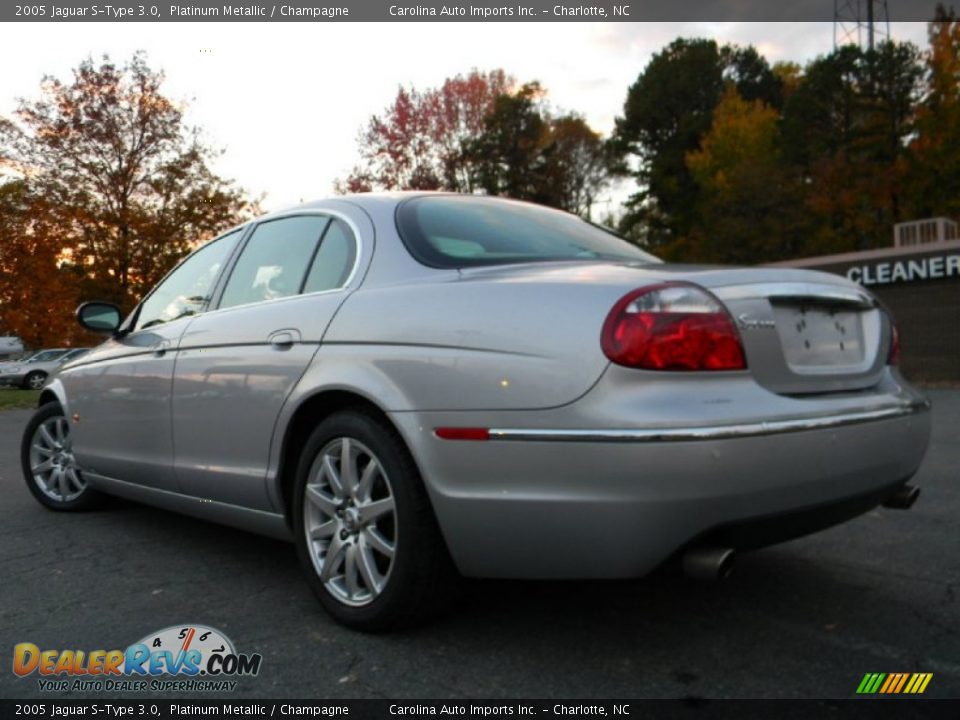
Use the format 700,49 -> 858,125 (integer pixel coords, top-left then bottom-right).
395,195 -> 660,269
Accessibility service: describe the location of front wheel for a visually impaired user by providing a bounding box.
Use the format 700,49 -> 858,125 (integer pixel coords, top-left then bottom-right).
21,402 -> 103,511
292,409 -> 453,631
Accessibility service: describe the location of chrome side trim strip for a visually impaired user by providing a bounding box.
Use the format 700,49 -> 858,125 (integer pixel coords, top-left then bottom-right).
487,399 -> 929,443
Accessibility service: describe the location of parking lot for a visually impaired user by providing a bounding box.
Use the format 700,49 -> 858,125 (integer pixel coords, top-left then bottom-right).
0,390 -> 957,700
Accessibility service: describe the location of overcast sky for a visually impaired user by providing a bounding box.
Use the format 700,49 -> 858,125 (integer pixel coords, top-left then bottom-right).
0,22 -> 930,213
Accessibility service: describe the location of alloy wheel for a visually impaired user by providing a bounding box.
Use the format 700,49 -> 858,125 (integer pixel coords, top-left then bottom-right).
303,437 -> 397,607
29,414 -> 86,502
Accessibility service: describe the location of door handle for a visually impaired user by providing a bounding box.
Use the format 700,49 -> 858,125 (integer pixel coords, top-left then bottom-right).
150,340 -> 171,358
268,330 -> 296,350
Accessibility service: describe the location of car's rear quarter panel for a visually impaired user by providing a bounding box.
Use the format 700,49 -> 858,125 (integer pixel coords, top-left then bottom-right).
388,370 -> 930,578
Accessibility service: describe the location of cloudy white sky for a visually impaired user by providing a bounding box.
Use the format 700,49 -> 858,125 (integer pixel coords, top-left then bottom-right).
0,22 -> 930,212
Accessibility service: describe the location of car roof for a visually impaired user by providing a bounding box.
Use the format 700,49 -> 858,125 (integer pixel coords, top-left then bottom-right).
260,191 -> 566,224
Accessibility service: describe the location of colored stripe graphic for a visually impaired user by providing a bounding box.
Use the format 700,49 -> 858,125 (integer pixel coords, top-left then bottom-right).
857,672 -> 933,694
893,673 -> 910,693
905,673 -> 933,693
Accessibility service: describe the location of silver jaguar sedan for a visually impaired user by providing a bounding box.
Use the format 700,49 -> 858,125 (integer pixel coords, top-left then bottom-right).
22,193 -> 931,630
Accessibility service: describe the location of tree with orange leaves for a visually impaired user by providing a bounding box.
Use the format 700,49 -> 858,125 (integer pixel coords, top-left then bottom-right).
0,180 -> 89,348
0,52 -> 256,316
905,7 -> 960,220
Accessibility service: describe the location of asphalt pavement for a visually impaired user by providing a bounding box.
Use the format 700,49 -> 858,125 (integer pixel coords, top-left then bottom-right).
0,391 -> 957,700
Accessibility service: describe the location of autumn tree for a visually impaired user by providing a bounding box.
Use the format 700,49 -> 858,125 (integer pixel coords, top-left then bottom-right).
539,115 -> 611,217
340,72 -> 611,217
0,53 -> 256,312
464,85 -> 611,216
683,86 -> 809,263
337,69 -> 513,193
611,38 -> 781,246
904,7 -> 960,219
780,41 -> 923,253
0,180 -> 87,347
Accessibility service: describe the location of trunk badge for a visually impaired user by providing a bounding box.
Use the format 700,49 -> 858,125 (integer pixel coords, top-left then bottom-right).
737,314 -> 776,330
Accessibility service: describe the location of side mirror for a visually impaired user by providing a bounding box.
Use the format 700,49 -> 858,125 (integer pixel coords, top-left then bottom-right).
77,302 -> 122,335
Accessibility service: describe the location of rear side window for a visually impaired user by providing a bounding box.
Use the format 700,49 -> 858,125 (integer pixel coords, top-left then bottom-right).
220,216 -> 329,310
28,350 -> 67,363
395,195 -> 660,268
302,219 -> 357,294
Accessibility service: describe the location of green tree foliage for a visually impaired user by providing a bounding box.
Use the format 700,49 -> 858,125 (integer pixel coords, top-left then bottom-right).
612,32 -> 937,261
681,87 -> 809,263
539,115 -> 611,218
466,83 -> 547,201
465,85 -> 611,217
0,53 -> 256,313
611,38 -> 781,247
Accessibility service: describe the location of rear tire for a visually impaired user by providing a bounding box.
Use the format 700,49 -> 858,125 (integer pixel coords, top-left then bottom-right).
292,409 -> 454,631
21,402 -> 103,511
23,371 -> 47,390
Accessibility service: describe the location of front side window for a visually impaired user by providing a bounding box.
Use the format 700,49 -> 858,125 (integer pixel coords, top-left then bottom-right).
219,215 -> 330,310
396,195 -> 661,268
135,230 -> 242,332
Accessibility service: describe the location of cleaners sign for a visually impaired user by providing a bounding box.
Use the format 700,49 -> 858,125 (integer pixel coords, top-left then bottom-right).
844,251 -> 960,286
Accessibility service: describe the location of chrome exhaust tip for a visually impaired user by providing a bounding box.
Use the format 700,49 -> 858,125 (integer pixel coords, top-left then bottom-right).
682,547 -> 735,581
882,484 -> 920,510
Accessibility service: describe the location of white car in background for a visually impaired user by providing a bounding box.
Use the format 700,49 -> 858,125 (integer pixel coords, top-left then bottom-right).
0,348 -> 89,389
0,336 -> 25,360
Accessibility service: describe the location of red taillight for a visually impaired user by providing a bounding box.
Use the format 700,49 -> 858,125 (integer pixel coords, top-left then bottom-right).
601,283 -> 747,371
888,321 -> 900,365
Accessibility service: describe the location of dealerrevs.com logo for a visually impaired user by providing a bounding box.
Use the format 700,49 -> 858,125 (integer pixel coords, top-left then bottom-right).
12,624 -> 262,692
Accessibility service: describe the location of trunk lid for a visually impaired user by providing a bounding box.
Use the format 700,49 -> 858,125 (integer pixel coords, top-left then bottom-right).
458,260 -> 892,396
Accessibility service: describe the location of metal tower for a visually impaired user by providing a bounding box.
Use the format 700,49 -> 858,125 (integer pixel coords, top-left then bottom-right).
834,0 -> 891,51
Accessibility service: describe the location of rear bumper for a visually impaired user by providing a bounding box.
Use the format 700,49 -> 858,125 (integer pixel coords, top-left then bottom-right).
392,390 -> 932,579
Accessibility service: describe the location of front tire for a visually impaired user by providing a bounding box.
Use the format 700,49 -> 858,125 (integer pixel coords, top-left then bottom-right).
292,409 -> 453,631
21,402 -> 103,511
